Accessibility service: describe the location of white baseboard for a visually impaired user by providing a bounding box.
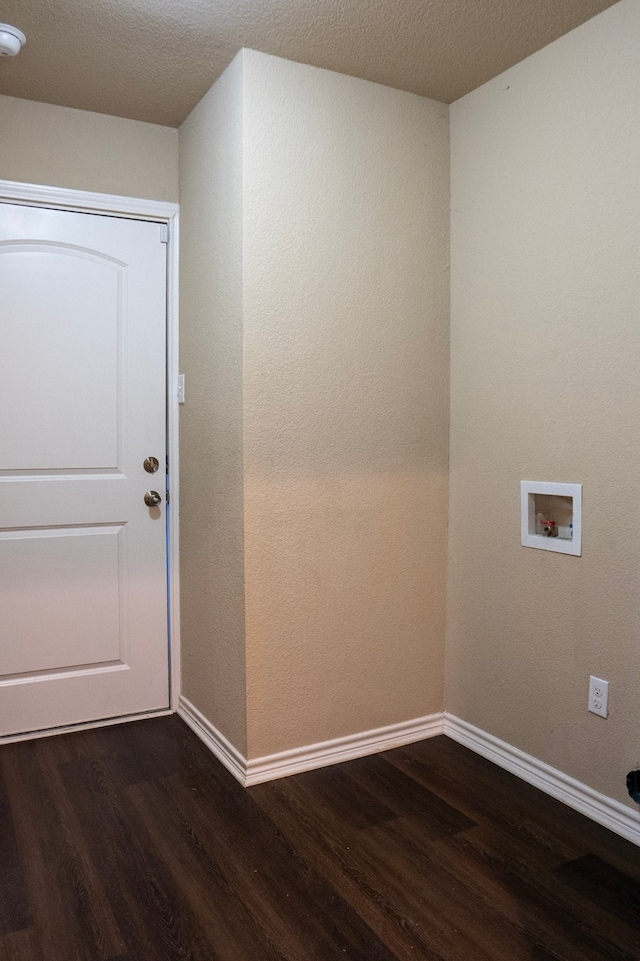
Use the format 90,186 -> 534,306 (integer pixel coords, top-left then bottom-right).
444,713 -> 640,847
177,697 -> 640,847
244,712 -> 444,786
178,696 -> 443,787
178,696 -> 247,785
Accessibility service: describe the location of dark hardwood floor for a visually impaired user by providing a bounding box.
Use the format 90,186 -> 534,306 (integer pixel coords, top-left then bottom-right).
1,715 -> 638,961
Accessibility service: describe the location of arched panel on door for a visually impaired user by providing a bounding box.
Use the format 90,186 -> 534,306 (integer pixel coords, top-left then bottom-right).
0,241 -> 126,472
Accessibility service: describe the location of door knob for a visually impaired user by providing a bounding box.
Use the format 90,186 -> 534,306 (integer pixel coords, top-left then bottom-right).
144,490 -> 162,507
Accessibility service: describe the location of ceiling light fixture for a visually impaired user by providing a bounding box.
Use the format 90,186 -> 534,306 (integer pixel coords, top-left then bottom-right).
0,24 -> 26,57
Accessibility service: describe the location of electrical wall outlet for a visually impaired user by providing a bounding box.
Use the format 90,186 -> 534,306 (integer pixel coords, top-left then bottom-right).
588,675 -> 609,718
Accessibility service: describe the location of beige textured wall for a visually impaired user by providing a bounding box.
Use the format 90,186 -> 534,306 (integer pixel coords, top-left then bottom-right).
448,0 -> 640,808
0,95 -> 178,201
242,51 -> 450,757
178,54 -> 248,753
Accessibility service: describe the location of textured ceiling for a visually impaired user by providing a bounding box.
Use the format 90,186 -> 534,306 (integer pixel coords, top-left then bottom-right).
0,0 -> 620,127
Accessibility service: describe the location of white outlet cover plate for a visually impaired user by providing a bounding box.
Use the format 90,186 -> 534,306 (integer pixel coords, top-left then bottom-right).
588,675 -> 609,718
521,480 -> 582,556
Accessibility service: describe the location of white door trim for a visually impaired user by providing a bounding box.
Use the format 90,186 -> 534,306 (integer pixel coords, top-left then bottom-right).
0,178 -> 181,721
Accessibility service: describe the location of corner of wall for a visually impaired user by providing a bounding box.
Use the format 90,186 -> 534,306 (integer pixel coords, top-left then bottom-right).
178,54 -> 248,757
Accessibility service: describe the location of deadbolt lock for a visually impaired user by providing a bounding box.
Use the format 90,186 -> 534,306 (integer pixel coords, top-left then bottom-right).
143,456 -> 160,474
144,490 -> 162,507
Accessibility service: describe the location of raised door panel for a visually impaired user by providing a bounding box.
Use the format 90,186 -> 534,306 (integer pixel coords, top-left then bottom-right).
0,245 -> 121,471
0,525 -> 124,677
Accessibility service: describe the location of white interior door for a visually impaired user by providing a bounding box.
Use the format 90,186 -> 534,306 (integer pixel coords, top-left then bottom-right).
0,203 -> 169,737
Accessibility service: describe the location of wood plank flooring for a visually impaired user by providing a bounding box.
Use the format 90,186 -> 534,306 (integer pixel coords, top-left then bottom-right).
0,715 -> 638,960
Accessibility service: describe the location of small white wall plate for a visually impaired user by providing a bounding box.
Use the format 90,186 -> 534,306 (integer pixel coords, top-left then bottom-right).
521,481 -> 582,556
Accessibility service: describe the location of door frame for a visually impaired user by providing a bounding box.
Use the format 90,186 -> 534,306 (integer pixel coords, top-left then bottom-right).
0,178 -> 181,735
